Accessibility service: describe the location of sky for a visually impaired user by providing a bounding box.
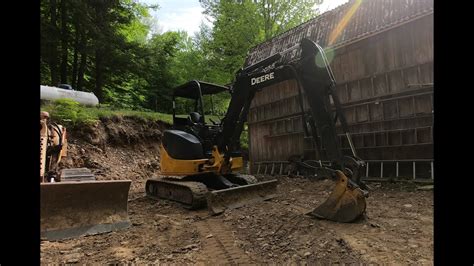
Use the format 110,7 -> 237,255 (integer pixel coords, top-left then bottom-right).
140,0 -> 349,36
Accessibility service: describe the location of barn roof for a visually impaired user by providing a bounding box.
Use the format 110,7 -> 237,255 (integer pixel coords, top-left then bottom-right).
245,0 -> 433,66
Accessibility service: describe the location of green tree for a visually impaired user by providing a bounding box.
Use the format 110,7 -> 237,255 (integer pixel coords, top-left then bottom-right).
199,0 -> 323,84
257,0 -> 323,40
40,0 -> 154,105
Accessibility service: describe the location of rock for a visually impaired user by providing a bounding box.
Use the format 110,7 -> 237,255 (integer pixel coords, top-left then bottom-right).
409,244 -> 419,248
417,185 -> 433,191
183,244 -> 198,250
304,252 -> 311,257
64,253 -> 81,264
133,221 -> 143,226
66,258 -> 79,263
370,223 -> 381,228
403,204 -> 413,208
206,234 -> 213,238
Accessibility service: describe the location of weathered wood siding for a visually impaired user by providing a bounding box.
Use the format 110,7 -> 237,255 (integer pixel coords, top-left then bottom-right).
247,0 -> 433,174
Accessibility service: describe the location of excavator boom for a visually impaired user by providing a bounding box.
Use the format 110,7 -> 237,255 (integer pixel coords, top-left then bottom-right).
225,38 -> 368,222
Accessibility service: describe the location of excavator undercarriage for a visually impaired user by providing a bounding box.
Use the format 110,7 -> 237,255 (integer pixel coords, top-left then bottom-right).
146,172 -> 278,215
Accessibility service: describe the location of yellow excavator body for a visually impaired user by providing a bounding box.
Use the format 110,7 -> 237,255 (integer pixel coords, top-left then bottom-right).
160,144 -> 243,176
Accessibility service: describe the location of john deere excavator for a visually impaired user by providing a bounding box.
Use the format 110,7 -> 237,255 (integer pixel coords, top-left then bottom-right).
40,111 -> 131,240
146,38 -> 368,222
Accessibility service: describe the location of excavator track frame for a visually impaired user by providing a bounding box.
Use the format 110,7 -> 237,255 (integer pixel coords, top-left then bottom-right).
146,177 -> 208,209
146,174 -> 278,214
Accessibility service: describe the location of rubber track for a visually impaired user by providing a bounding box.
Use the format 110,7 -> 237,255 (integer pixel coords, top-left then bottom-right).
196,218 -> 255,265
146,178 -> 208,209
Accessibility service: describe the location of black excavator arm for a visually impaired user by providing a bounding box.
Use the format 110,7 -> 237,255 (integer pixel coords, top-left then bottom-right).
216,38 -> 369,222
218,38 -> 365,184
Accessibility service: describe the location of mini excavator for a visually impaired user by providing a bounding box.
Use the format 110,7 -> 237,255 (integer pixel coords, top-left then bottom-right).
146,38 -> 368,222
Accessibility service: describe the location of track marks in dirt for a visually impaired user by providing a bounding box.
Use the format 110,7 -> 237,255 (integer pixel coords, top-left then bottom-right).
196,218 -> 257,265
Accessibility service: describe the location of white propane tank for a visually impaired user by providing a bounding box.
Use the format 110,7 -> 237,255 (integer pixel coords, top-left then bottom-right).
40,85 -> 99,106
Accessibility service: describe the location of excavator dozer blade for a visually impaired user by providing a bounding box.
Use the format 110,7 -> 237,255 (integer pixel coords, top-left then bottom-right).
206,179 -> 278,215
309,171 -> 366,223
40,180 -> 131,241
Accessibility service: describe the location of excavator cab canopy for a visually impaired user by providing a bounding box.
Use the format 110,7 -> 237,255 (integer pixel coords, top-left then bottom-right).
172,80 -> 229,127
173,80 -> 229,99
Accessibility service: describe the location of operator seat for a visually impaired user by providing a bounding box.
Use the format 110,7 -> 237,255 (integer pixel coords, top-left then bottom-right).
188,112 -> 202,124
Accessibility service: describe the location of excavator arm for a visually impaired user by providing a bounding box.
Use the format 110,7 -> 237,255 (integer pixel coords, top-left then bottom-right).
217,38 -> 368,222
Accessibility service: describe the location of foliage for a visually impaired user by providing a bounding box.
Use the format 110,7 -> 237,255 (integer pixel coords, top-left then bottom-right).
43,99 -> 96,127
40,0 -> 324,115
42,100 -> 174,126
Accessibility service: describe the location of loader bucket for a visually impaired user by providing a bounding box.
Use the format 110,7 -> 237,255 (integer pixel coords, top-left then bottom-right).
206,179 -> 278,215
309,171 -> 367,223
40,180 -> 131,241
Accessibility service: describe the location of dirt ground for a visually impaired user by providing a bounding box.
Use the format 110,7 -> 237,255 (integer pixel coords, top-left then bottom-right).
40,116 -> 433,264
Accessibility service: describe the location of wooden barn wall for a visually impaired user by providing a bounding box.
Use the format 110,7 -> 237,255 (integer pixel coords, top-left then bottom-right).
248,14 -> 433,173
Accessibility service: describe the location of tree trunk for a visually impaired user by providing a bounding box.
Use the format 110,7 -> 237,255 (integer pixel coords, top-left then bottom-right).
94,49 -> 104,101
93,4 -> 106,102
49,0 -> 59,85
76,49 -> 87,91
71,23 -> 80,89
60,0 -> 68,84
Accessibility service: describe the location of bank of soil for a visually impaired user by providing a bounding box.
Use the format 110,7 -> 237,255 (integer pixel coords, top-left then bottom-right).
41,116 -> 433,264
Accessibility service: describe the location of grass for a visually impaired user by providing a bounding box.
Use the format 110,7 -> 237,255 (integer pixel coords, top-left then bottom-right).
41,99 -> 223,127
41,99 -> 173,126
41,99 -> 248,149
70,106 -> 174,123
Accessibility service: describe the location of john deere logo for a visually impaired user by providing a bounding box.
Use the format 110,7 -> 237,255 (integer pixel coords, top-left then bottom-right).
251,72 -> 275,85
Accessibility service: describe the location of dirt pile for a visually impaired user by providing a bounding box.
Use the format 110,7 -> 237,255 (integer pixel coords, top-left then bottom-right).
59,116 -> 169,193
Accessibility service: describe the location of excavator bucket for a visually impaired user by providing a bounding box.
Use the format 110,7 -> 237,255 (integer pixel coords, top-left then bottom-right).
206,179 -> 278,215
40,180 -> 131,241
309,171 -> 367,223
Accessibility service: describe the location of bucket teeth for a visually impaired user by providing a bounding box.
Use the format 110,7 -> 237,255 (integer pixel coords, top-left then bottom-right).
309,171 -> 367,223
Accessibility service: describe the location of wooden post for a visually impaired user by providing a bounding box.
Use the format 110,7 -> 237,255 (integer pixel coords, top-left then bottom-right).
380,162 -> 384,178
